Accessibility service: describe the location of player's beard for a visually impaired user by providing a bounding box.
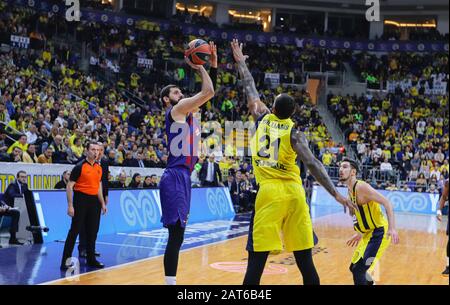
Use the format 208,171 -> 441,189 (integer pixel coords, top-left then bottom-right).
169,97 -> 182,106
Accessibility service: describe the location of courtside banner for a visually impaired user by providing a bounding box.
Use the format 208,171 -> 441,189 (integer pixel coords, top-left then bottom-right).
0,162 -> 164,192
33,187 -> 235,243
311,185 -> 441,215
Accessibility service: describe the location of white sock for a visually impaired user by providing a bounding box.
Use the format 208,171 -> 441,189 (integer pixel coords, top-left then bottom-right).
165,276 -> 176,285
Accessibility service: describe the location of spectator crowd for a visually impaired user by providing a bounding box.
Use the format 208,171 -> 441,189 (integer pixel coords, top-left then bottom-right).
0,2 -> 448,216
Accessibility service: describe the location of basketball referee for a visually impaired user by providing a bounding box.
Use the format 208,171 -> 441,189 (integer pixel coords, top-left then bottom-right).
60,142 -> 107,270
78,142 -> 109,258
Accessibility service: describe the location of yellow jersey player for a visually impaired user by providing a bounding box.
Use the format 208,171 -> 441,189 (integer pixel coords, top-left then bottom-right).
339,158 -> 400,285
231,39 -> 357,285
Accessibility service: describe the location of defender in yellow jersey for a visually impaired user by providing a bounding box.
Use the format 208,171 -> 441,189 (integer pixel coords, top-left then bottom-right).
231,39 -> 356,285
339,159 -> 399,285
250,113 -> 311,254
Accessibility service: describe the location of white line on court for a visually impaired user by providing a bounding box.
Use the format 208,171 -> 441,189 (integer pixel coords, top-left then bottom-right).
94,241 -> 166,250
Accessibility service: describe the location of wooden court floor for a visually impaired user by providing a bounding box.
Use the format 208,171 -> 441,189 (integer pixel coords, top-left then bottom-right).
50,213 -> 449,285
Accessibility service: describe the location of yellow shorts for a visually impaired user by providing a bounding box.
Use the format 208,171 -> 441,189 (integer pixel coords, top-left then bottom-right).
246,180 -> 314,253
351,226 -> 391,273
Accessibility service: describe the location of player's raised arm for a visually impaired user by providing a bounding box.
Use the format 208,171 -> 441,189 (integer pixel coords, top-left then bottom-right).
290,128 -> 357,213
357,181 -> 400,244
171,58 -> 215,118
209,41 -> 218,88
230,39 -> 270,121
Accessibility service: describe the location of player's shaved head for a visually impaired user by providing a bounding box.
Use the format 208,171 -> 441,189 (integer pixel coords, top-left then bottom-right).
273,94 -> 296,119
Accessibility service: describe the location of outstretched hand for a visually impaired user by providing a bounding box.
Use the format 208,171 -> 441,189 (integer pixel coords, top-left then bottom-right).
209,41 -> 217,68
230,39 -> 249,63
346,233 -> 362,247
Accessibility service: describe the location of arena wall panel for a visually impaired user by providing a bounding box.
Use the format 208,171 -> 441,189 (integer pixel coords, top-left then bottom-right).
32,187 -> 235,243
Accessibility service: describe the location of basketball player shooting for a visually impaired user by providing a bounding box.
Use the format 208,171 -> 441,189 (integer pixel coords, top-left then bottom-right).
158,41 -> 216,285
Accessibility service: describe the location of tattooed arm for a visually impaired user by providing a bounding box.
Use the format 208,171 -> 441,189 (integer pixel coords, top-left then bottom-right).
290,128 -> 357,212
231,39 -> 270,121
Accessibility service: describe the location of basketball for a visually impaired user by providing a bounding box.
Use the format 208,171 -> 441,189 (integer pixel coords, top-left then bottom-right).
185,39 -> 211,65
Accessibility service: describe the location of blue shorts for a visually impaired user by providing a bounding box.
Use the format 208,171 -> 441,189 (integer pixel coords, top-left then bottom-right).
159,167 -> 191,228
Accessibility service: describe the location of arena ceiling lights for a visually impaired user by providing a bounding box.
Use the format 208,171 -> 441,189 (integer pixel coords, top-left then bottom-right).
228,8 -> 272,31
384,20 -> 436,28
175,2 -> 213,16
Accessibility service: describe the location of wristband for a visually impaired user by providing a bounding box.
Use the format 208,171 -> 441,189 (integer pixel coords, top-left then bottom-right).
437,209 -> 442,216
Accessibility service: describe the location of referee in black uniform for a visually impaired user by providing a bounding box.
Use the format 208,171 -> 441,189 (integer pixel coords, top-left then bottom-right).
78,142 -> 109,258
61,142 -> 107,270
